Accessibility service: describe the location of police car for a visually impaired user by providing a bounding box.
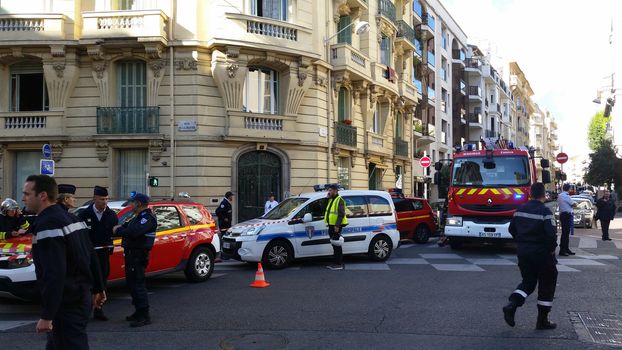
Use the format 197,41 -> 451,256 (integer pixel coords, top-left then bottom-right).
222,186 -> 400,269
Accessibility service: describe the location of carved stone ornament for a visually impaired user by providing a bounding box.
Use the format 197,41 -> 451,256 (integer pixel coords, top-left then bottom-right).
53,63 -> 65,78
297,71 -> 307,87
92,61 -> 107,79
227,63 -> 239,78
11,47 -> 23,58
51,143 -> 64,162
315,76 -> 326,87
149,139 -> 165,161
144,44 -> 163,59
87,45 -> 104,60
149,59 -> 166,78
226,47 -> 240,58
50,45 -> 65,57
175,58 -> 198,70
95,141 -> 109,162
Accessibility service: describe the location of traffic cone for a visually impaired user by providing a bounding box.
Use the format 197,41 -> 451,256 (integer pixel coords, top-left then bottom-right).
250,262 -> 270,288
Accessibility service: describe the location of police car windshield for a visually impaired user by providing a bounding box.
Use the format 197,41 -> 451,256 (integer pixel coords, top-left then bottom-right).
452,156 -> 530,187
262,198 -> 308,220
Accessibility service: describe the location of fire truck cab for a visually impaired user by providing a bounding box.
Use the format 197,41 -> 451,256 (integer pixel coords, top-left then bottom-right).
434,139 -> 551,248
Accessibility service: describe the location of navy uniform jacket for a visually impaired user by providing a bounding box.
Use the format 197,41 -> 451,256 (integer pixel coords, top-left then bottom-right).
78,204 -> 118,249
0,214 -> 29,240
509,200 -> 557,256
215,199 -> 232,230
595,198 -> 616,221
31,204 -> 96,320
114,208 -> 157,250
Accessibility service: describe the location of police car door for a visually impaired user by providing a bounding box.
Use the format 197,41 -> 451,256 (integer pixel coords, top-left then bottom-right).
366,195 -> 394,246
340,196 -> 370,254
291,198 -> 330,258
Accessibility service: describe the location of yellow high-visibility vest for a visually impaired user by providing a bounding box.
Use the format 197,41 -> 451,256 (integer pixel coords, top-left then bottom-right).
324,196 -> 348,226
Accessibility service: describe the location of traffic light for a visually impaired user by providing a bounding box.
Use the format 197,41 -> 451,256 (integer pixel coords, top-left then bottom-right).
148,176 -> 159,187
604,97 -> 615,117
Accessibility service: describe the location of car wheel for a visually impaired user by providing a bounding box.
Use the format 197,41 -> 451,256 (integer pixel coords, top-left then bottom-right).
414,225 -> 431,244
184,246 -> 215,283
262,240 -> 293,269
368,234 -> 393,262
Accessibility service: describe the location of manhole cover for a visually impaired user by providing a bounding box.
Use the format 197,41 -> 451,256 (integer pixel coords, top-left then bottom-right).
220,333 -> 288,350
571,312 -> 622,347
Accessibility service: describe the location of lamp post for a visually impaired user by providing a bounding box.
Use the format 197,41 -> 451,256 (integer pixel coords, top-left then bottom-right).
323,19 -> 371,183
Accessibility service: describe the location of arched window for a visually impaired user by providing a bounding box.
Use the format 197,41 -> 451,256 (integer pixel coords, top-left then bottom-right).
337,87 -> 350,122
244,67 -> 279,114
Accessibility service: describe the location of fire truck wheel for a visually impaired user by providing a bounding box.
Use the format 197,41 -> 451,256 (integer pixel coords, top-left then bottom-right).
414,225 -> 431,244
184,246 -> 215,282
368,234 -> 392,261
262,239 -> 293,269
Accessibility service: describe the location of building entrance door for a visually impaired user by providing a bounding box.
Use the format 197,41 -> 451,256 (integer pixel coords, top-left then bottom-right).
237,151 -> 281,222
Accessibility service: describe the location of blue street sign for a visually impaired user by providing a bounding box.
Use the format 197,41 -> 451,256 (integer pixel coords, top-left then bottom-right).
40,159 -> 55,176
42,144 -> 52,159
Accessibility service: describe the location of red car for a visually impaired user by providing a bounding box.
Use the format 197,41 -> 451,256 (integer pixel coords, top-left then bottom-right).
390,190 -> 438,243
0,200 -> 220,300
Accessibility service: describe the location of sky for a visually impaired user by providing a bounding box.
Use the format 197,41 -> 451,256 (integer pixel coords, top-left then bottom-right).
442,0 -> 622,158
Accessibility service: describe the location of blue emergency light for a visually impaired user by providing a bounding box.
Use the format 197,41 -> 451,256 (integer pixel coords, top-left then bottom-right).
514,194 -> 523,200
508,141 -> 514,149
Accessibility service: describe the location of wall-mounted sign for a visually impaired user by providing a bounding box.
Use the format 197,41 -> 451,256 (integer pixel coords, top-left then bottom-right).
178,120 -> 198,132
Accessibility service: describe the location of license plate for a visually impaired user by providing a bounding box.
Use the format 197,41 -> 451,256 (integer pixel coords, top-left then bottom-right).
223,242 -> 231,249
479,232 -> 501,238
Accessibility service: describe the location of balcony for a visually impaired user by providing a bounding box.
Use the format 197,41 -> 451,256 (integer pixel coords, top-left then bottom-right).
97,107 -> 159,134
468,113 -> 483,127
416,123 -> 436,146
412,79 -> 423,96
485,130 -> 498,138
427,86 -> 436,104
394,138 -> 409,157
452,49 -> 466,66
467,85 -> 482,100
366,131 -> 391,156
225,111 -> 298,141
396,20 -> 418,53
0,14 -> 68,43
459,80 -> 467,95
335,122 -> 358,147
371,62 -> 399,93
427,51 -> 435,68
399,80 -> 418,103
419,13 -> 435,40
0,111 -> 63,138
464,58 -> 481,74
378,0 -> 397,24
331,43 -> 372,80
81,10 -> 168,42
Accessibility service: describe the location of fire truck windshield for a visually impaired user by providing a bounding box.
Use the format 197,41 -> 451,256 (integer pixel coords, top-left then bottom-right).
451,156 -> 530,187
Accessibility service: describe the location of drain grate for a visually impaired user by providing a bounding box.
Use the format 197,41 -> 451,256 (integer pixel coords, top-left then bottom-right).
572,312 -> 622,347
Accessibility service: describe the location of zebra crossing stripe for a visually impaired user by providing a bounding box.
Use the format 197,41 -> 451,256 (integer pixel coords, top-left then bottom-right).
613,240 -> 622,249
578,237 -> 598,249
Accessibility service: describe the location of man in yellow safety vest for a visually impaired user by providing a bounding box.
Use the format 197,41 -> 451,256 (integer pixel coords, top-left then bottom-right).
324,184 -> 347,270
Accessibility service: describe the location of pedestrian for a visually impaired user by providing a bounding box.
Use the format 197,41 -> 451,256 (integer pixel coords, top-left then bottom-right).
595,190 -> 616,241
112,193 -> 157,327
264,193 -> 279,215
78,186 -> 118,321
216,191 -> 234,239
503,183 -> 558,330
23,175 -> 105,349
323,184 -> 347,270
57,184 -> 78,211
0,198 -> 30,240
557,183 -> 576,256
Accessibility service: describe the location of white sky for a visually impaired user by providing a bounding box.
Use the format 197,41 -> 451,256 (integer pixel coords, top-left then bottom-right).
443,0 -> 622,158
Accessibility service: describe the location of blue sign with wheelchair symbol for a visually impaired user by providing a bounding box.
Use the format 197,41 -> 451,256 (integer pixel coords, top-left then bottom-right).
40,159 -> 55,176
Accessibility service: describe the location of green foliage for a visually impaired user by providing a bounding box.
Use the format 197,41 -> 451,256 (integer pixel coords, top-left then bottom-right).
585,139 -> 618,187
587,111 -> 611,151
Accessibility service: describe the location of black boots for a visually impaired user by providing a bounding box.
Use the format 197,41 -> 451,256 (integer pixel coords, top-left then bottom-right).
536,306 -> 557,330
503,301 -> 518,327
93,307 -> 109,321
129,308 -> 151,328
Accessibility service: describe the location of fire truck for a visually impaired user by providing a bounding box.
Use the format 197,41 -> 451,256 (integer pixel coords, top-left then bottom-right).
434,139 -> 551,249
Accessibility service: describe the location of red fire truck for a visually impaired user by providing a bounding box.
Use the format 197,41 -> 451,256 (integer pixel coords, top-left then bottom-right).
434,139 -> 551,249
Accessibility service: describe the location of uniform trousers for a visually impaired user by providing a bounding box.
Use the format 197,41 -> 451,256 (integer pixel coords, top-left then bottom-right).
509,253 -> 558,310
124,249 -> 150,311
328,225 -> 343,265
46,289 -> 91,350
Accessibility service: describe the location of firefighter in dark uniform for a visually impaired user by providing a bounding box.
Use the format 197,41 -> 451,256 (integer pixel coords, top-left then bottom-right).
0,198 -> 30,240
113,193 -> 157,327
23,175 -> 105,349
78,186 -> 118,321
324,184 -> 347,270
503,182 -> 558,330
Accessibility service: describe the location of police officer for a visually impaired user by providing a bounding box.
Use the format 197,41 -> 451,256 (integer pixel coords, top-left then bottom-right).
557,183 -> 576,256
503,183 -> 558,330
23,175 -> 104,349
78,186 -> 118,321
57,184 -> 78,211
0,198 -> 30,240
324,184 -> 347,270
113,193 -> 157,327
215,191 -> 234,239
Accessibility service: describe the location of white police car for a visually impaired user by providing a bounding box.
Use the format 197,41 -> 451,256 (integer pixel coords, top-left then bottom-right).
222,188 -> 399,269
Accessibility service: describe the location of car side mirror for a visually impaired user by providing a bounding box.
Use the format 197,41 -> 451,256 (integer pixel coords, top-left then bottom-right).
540,159 -> 550,168
434,162 -> 442,171
303,213 -> 313,223
541,170 -> 551,184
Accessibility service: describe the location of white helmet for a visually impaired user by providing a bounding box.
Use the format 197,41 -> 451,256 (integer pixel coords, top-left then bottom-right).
1,198 -> 19,215
330,236 -> 345,247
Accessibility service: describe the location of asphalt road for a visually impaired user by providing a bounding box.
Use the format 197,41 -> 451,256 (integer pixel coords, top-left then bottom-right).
1,218 -> 622,350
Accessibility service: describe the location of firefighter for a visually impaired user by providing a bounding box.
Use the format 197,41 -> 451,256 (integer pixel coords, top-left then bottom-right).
324,184 -> 347,270
78,186 -> 118,321
23,175 -> 105,349
113,193 -> 157,327
503,182 -> 558,330
0,198 -> 30,240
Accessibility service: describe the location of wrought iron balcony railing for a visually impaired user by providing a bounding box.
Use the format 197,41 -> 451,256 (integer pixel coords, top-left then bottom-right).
97,106 -> 159,134
394,138 -> 409,157
335,122 -> 357,147
378,0 -> 396,23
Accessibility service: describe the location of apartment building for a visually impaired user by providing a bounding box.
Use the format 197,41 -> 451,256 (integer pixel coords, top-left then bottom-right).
0,0 -> 436,221
509,61 -> 534,148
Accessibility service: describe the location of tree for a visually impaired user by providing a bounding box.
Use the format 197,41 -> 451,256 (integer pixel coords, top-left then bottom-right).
587,111 -> 611,151
584,139 -> 618,188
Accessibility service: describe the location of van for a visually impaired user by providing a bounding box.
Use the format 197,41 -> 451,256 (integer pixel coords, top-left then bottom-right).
222,190 -> 400,269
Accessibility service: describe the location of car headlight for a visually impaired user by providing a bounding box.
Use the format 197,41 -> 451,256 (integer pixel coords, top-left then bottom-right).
241,226 -> 265,236
446,216 -> 463,226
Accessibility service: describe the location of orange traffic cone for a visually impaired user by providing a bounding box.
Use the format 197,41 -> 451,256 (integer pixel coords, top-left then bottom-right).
250,262 -> 270,288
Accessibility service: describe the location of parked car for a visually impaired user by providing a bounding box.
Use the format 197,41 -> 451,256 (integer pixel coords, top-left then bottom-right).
390,191 -> 438,243
555,197 -> 595,229
0,200 -> 220,300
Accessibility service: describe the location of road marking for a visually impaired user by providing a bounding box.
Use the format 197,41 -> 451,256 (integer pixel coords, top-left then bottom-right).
431,264 -> 484,272
420,253 -> 463,259
557,258 -> 606,266
466,258 -> 516,266
556,265 -> 580,272
613,240 -> 622,249
345,263 -> 390,271
0,320 -> 36,331
577,255 -> 619,260
387,258 -> 428,265
578,237 -> 598,249
398,243 -> 415,249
